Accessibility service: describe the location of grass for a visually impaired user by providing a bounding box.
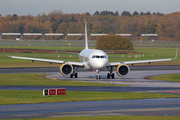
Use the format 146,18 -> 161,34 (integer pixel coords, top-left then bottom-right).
151,73 -> 180,82
9,116 -> 180,120
134,41 -> 180,47
0,73 -> 128,86
0,90 -> 179,105
0,39 -> 97,47
1,39 -> 180,47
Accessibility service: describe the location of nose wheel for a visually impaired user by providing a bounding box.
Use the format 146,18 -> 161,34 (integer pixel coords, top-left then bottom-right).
96,70 -> 101,79
96,75 -> 100,79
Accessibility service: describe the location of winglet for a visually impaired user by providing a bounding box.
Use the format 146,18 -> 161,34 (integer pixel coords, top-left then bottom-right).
3,47 -> 11,57
3,47 -> 7,56
173,47 -> 178,59
85,21 -> 88,49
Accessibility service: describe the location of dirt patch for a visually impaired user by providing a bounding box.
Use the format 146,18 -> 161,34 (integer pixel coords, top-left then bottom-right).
144,76 -> 152,80
111,51 -> 144,54
0,48 -> 144,54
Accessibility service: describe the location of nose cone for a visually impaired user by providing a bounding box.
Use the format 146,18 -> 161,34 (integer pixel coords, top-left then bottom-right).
90,59 -> 108,70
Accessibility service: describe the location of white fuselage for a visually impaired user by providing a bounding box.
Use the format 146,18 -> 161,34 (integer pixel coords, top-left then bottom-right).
79,48 -> 108,70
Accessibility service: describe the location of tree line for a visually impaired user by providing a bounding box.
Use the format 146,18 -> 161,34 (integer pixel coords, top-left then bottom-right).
0,10 -> 180,41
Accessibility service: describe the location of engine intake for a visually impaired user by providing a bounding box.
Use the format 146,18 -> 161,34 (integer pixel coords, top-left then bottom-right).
60,63 -> 73,76
116,64 -> 130,77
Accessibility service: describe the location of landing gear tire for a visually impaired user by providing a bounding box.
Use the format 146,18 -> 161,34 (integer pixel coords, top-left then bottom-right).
75,73 -> 78,78
112,73 -> 114,79
70,73 -> 78,78
70,74 -> 73,78
107,73 -> 115,79
107,73 -> 110,79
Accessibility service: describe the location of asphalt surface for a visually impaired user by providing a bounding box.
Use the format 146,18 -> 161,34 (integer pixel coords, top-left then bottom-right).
1,98 -> 180,119
0,65 -> 180,73
1,66 -> 180,119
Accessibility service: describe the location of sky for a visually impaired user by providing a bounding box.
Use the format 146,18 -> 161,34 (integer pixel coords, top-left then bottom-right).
0,0 -> 180,16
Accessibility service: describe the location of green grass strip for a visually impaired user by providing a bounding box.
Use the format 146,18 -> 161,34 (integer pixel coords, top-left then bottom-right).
151,74 -> 180,82
0,90 -> 179,105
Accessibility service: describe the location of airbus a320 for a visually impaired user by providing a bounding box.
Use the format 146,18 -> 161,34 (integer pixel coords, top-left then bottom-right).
5,21 -> 178,79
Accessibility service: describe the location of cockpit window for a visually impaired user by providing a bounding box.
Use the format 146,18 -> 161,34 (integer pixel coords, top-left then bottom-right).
92,55 -> 106,59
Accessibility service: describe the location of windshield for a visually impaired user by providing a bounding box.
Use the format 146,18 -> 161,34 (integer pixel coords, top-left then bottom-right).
92,55 -> 107,59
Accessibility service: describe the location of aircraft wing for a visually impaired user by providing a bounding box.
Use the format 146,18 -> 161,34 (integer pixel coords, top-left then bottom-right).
6,55 -> 84,67
107,58 -> 172,66
107,48 -> 178,67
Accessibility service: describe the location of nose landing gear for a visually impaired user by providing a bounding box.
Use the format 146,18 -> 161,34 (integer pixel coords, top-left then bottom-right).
96,70 -> 100,79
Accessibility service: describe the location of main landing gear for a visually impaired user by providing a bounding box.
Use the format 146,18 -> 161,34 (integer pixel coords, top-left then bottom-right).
70,66 -> 79,78
107,66 -> 115,79
95,67 -> 115,79
70,72 -> 78,78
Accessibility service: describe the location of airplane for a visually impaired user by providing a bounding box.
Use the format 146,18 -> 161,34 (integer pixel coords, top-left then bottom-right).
5,21 -> 178,79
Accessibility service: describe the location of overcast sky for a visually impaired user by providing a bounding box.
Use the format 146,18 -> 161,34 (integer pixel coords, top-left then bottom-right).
0,0 -> 180,16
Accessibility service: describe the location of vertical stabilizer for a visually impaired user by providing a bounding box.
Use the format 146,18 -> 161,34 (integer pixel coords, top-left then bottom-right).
85,21 -> 89,49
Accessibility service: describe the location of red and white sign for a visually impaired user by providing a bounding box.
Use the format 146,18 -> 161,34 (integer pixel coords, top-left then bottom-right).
43,88 -> 66,96
49,89 -> 56,96
57,88 -> 66,95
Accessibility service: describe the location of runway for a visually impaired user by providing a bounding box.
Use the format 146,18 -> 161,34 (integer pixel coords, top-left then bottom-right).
1,98 -> 180,119
0,66 -> 180,119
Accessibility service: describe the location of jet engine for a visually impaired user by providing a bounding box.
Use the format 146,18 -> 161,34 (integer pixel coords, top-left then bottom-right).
60,63 -> 73,76
116,64 -> 130,77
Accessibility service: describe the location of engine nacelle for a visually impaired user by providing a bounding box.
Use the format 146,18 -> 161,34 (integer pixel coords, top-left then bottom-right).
60,63 -> 73,76
116,64 -> 130,77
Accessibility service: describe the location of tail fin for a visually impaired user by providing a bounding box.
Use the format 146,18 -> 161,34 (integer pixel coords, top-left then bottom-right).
85,21 -> 88,49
